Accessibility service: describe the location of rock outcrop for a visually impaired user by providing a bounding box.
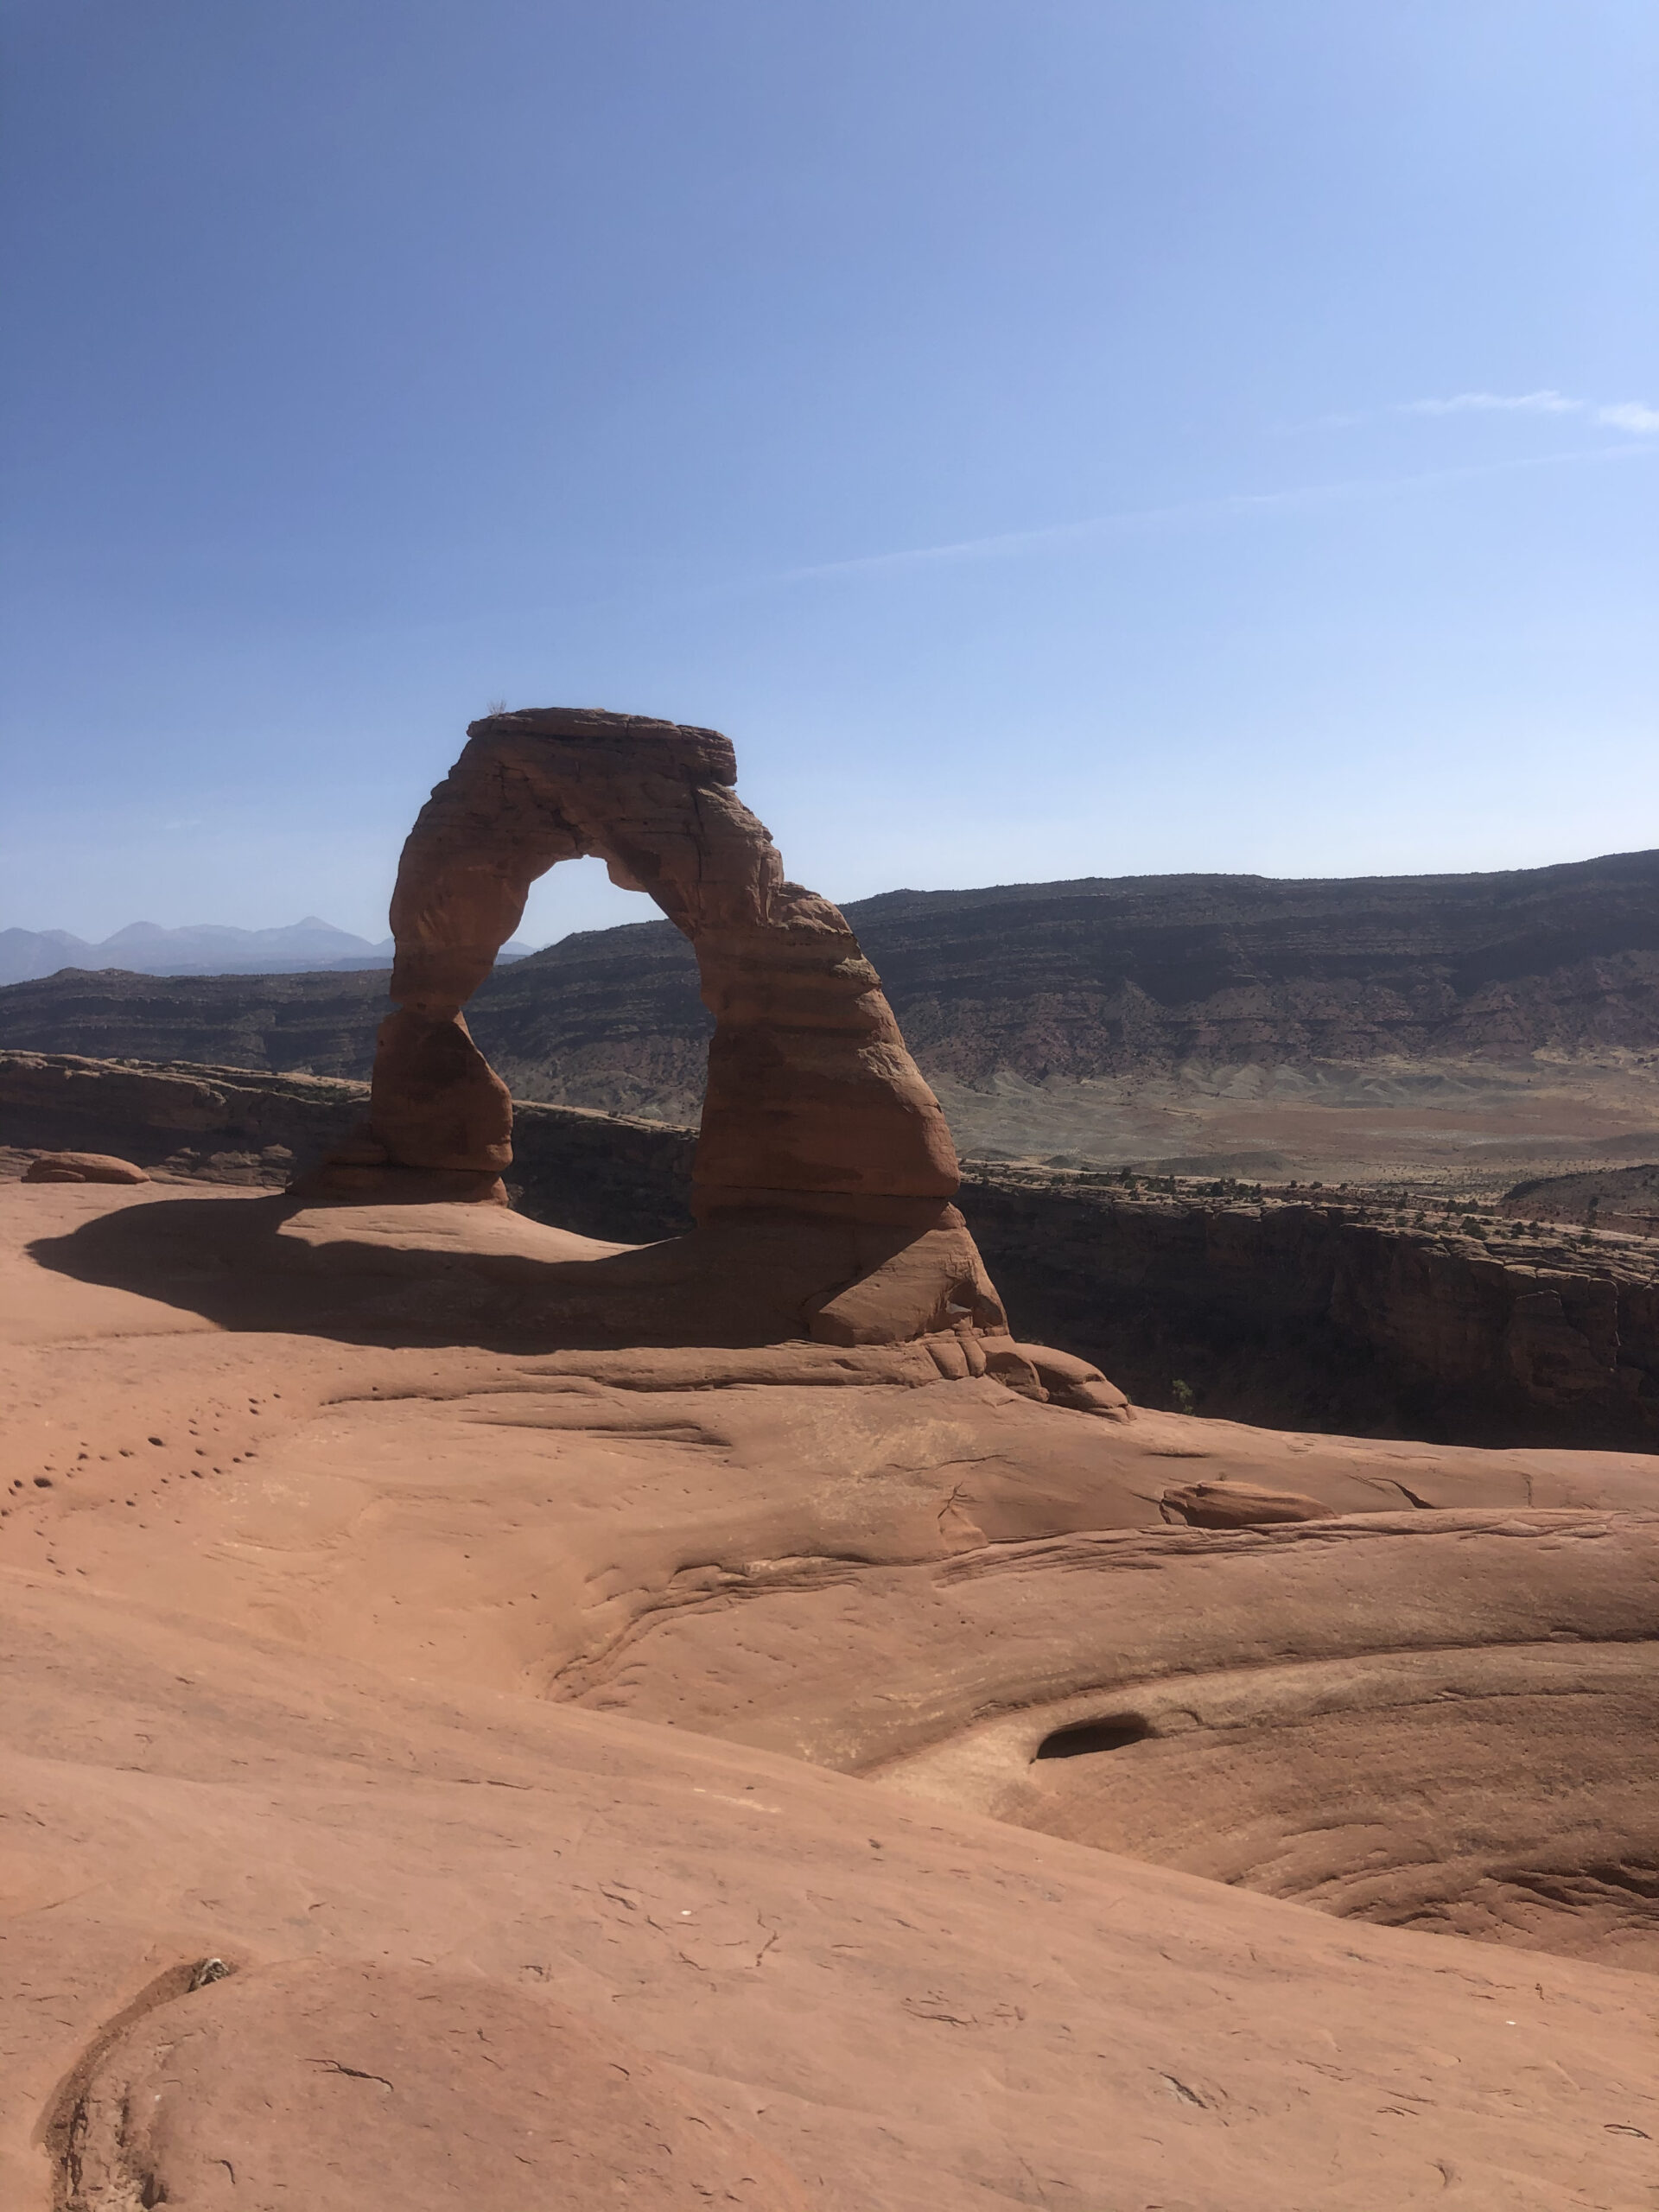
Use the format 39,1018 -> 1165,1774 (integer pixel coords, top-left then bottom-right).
14,1046 -> 1659,1444
371,710 -> 957,1214
22,1150 -> 149,1185
312,708 -> 1008,1348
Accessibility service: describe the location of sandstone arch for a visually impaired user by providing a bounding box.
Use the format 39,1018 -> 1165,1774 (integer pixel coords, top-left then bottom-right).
325,707 -> 1015,1349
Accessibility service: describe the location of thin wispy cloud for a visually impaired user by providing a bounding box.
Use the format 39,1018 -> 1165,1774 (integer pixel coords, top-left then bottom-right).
1318,390 -> 1659,434
1403,389 -> 1578,416
1599,400 -> 1659,434
781,438 -> 1657,586
1403,390 -> 1659,431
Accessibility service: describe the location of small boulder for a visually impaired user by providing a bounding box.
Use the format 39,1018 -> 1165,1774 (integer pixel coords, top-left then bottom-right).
1160,1479 -> 1330,1529
23,1151 -> 149,1185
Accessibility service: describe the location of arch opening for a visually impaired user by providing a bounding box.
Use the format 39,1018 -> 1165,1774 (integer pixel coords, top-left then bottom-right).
516,854 -> 646,954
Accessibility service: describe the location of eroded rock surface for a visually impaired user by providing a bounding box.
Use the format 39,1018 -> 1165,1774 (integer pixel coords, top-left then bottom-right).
369,709 -> 958,1218
5,738 -> 1658,2206
53,1960 -> 810,2211
4,1177 -> 1659,2210
22,1151 -> 148,1185
305,707 -> 1010,1348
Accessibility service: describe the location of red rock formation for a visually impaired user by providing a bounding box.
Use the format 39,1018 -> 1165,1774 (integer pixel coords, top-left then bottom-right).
319,707 -> 1012,1349
373,709 -> 958,1216
9,1176 -> 1659,2206
23,1150 -> 149,1184
1160,1478 -> 1330,1527
57,1959 -> 811,2210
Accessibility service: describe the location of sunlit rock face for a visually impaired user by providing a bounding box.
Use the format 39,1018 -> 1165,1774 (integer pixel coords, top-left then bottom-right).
314,706 -> 1012,1349
376,709 -> 958,1211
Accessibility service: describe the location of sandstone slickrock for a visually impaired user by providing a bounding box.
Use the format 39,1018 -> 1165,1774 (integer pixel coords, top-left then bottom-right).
51,1960 -> 812,2211
5,1168 -> 1659,2207
1159,1477 -> 1331,1526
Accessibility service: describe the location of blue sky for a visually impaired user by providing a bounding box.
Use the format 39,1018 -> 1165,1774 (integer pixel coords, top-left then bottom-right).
2,0 -> 1655,944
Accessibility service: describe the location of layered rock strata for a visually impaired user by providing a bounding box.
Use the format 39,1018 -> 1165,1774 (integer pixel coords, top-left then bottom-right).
0,1047 -> 696,1243
315,708 -> 1007,1348
967,1161 -> 1659,1446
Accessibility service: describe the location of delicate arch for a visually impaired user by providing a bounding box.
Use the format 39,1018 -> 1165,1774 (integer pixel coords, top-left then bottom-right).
366,708 -> 963,1224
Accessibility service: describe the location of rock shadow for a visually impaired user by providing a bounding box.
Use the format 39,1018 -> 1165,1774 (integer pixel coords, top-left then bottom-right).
26,1191 -> 997,1355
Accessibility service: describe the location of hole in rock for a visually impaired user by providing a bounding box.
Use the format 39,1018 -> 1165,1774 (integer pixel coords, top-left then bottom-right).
1033,1714 -> 1154,1760
517,854 -> 652,948
481,853 -> 713,1127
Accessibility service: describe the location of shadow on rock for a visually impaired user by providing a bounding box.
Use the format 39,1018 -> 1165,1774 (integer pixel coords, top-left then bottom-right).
26,1191 -> 1002,1355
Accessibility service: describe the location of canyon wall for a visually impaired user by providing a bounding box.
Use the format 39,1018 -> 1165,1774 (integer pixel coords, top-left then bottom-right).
967,1166 -> 1659,1448
7,849 -> 1656,1119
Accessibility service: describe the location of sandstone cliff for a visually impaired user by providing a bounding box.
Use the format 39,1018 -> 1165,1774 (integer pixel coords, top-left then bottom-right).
967,1164 -> 1659,1449
0,964 -> 388,1074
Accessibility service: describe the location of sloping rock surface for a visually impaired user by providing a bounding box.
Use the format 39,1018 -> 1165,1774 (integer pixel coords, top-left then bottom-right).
3,1177 -> 1659,2209
53,1960 -> 810,2210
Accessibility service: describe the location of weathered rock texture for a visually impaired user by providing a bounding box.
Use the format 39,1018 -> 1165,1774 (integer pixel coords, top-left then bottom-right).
374,710 -> 957,1214
21,1151 -> 148,1185
14,1047 -> 1659,1443
6,1171 -> 1659,2209
966,1163 -> 1659,1448
52,1959 -> 810,2211
311,708 -> 1005,1348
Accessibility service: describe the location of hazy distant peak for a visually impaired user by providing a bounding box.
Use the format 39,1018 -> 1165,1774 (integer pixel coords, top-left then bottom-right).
0,918 -> 537,984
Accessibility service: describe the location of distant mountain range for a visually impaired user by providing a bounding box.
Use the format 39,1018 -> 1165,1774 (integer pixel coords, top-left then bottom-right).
0,918 -> 534,985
